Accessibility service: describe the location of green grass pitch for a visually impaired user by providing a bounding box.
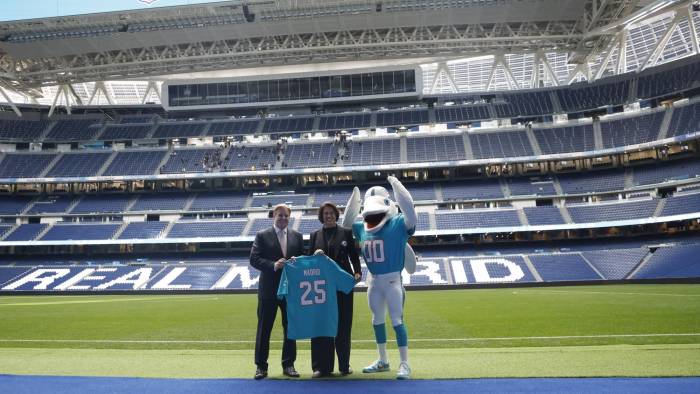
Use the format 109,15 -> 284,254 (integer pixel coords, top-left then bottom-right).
1,284 -> 699,379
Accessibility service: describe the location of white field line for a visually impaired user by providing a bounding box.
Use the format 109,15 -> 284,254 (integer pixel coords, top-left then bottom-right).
0,295 -> 220,307
512,289 -> 700,297
1,333 -> 699,344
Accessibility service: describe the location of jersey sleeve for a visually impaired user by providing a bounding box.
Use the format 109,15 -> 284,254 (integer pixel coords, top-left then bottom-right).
328,256 -> 356,294
352,221 -> 363,242
390,214 -> 414,241
395,213 -> 416,236
276,266 -> 289,300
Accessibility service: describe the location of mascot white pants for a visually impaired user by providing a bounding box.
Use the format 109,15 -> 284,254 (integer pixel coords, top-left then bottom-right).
343,176 -> 416,380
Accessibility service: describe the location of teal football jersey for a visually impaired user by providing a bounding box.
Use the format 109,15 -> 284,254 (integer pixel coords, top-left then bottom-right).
277,254 -> 356,340
352,213 -> 415,275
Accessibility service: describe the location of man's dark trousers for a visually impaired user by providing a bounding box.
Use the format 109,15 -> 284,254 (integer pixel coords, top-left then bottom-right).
255,298 -> 296,370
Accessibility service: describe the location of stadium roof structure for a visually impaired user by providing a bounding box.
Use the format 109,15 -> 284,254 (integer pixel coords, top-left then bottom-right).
0,0 -> 698,109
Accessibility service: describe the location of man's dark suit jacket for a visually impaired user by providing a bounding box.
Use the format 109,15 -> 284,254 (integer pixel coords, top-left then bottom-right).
308,226 -> 361,277
250,226 -> 304,299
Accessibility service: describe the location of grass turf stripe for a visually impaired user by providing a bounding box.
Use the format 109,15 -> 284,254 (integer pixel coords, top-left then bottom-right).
1,345 -> 699,379
1,333 -> 700,344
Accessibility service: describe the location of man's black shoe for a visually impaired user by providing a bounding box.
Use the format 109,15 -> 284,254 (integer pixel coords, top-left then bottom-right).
340,367 -> 353,376
254,368 -> 268,380
283,366 -> 300,378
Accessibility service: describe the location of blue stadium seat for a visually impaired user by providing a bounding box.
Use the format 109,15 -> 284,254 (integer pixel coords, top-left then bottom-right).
600,111 -> 664,148
148,265 -> 233,289
0,153 -> 57,179
45,119 -> 103,141
435,209 -> 520,229
161,148 -> 219,174
41,223 -> 121,241
528,253 -> 601,281
3,224 -> 47,241
297,217 -> 321,234
557,169 -> 625,194
0,267 -> 35,287
633,159 -> 700,186
567,199 -> 658,223
469,131 -> 533,159
189,192 -> 249,211
71,195 -> 133,214
533,124 -> 595,154
582,248 -> 648,279
118,115 -> 155,124
345,139 -> 401,165
416,212 -> 431,231
637,61 -> 700,99
442,180 -> 503,200
26,195 -> 76,214
207,120 -> 260,136
130,193 -> 190,212
283,143 -> 337,168
493,91 -> 553,118
263,116 -> 314,133
318,113 -> 371,130
103,150 -> 166,176
312,188 -> 353,207
167,221 -> 246,238
523,206 -> 565,225
631,244 -> 700,279
250,194 -> 309,208
222,146 -> 277,171
406,184 -> 436,201
507,177 -> 557,196
118,222 -> 168,239
667,102 -> 700,137
375,109 -> 429,127
435,105 -> 490,123
0,195 -> 34,215
153,122 -> 207,138
0,225 -> 13,239
47,152 -> 112,177
556,80 -> 629,113
406,135 -> 466,163
660,192 -> 700,216
100,125 -> 152,140
0,118 -> 49,140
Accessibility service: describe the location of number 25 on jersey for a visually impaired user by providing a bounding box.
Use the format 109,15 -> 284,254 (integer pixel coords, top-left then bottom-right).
300,280 -> 326,305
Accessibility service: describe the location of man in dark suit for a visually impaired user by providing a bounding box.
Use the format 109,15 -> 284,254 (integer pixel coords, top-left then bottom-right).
308,202 -> 361,378
250,203 -> 304,380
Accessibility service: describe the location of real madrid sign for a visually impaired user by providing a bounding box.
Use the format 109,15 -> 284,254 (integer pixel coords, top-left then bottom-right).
0,257 -> 536,292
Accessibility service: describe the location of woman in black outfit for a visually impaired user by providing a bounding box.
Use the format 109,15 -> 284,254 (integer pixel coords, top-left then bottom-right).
308,202 -> 362,378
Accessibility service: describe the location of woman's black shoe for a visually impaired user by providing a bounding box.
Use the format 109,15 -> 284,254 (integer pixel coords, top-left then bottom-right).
254,368 -> 268,380
283,366 -> 300,378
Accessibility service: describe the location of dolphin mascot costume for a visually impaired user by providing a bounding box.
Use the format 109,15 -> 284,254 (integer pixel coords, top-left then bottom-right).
342,175 -> 416,379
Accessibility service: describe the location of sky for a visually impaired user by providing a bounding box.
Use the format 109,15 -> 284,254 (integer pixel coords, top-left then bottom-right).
1,0 -> 227,22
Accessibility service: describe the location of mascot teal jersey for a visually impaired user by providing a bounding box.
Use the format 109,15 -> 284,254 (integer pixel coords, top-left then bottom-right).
353,214 -> 415,275
277,254 -> 356,340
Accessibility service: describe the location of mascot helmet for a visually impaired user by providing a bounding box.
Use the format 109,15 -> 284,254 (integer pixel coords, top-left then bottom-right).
362,186 -> 398,232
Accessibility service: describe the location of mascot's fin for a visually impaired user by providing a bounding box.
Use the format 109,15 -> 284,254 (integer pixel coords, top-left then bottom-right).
404,244 -> 416,274
342,187 -> 361,228
387,176 -> 416,230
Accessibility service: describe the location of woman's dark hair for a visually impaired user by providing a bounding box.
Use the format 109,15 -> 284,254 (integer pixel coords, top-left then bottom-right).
317,202 -> 340,223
